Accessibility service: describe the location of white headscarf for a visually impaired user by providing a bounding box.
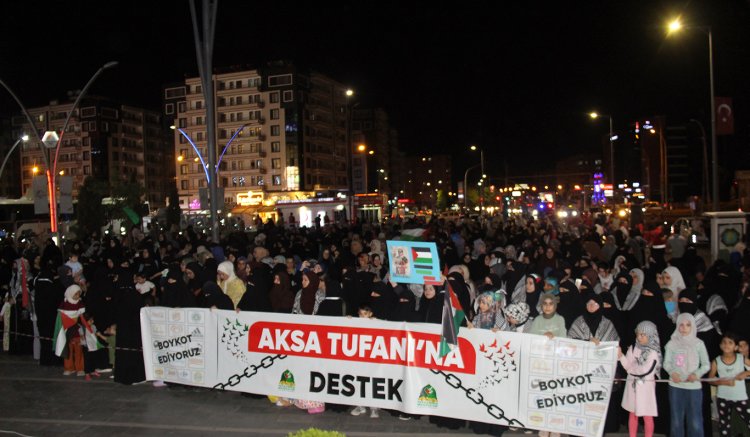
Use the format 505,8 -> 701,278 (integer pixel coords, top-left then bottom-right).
64,284 -> 82,304
662,266 -> 686,296
217,261 -> 238,293
668,313 -> 701,374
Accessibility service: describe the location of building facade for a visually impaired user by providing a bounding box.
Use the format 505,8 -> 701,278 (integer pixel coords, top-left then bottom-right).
403,154 -> 452,210
12,96 -> 173,207
165,63 -> 351,211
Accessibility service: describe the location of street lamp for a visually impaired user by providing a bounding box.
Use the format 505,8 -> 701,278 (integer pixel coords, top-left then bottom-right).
0,60 -> 118,245
470,145 -> 485,212
0,134 -> 29,181
667,17 -> 719,211
589,112 -> 615,184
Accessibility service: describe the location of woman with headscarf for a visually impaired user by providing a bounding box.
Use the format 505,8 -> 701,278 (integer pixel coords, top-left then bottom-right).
267,270 -> 294,313
202,281 -> 234,310
511,273 -> 543,318
661,266 -> 686,298
557,277 -> 583,330
617,321 -> 661,437
57,285 -> 86,376
217,260 -> 245,309
447,268 -> 473,323
615,268 -> 643,311
663,313 -> 711,437
34,262 -> 64,365
600,292 -> 624,344
390,283 -> 417,322
568,292 -> 620,344
417,284 -> 444,324
113,273 -> 146,385
497,302 -> 532,333
161,266 -> 195,308
292,271 -> 325,315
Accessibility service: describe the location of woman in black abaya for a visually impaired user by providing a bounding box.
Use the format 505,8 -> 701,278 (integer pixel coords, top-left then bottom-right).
113,272 -> 146,385
33,263 -> 64,365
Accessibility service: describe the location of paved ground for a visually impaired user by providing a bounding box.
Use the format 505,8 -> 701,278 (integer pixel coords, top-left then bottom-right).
0,354 -> 670,437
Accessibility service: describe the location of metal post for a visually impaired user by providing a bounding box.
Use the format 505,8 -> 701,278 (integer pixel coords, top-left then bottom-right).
0,137 -> 27,181
189,0 -> 219,241
608,116 -> 614,184
708,29 -> 718,211
463,164 -> 480,211
479,149 -> 485,213
690,119 -> 710,207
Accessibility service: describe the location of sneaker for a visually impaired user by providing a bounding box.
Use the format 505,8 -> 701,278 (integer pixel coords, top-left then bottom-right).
63,370 -> 74,376
350,406 -> 367,416
398,413 -> 412,421
152,380 -> 167,388
85,374 -> 92,381
76,371 -> 86,377
369,408 -> 380,419
96,368 -> 112,373
307,406 -> 325,414
91,371 -> 101,378
275,399 -> 292,407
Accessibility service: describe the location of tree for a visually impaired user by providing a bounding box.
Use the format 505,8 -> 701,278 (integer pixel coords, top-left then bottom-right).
76,176 -> 108,238
109,180 -> 146,225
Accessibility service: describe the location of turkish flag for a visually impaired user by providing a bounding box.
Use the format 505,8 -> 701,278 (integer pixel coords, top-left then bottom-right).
716,97 -> 734,135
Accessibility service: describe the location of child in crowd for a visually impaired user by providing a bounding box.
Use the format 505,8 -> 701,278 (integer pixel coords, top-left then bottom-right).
618,321 -> 661,437
527,293 -> 566,339
708,332 -> 750,436
58,285 -> 85,376
663,313 -> 711,437
81,313 -> 110,381
134,272 -> 156,300
65,251 -> 86,287
469,291 -> 502,330
350,305 -> 381,419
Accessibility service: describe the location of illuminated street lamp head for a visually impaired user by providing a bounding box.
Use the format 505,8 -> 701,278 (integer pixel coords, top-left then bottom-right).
357,144 -> 366,152
368,150 -> 374,155
470,145 -> 478,151
21,134 -> 29,142
667,18 -> 682,34
345,89 -> 354,97
32,166 -> 39,174
589,112 -> 599,119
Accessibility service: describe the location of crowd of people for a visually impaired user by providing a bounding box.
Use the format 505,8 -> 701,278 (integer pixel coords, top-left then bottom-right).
1,212 -> 750,437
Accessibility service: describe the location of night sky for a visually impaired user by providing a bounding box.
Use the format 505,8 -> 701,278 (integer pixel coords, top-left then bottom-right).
2,1 -> 749,179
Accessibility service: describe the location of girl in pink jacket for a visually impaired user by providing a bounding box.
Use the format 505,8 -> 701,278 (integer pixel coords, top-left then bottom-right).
618,321 -> 661,437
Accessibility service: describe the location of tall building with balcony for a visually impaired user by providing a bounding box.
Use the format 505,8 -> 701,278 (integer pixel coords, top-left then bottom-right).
12,96 -> 173,207
165,62 -> 350,210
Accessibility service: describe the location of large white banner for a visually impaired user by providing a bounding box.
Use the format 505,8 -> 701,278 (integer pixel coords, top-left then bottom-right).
141,308 -> 617,436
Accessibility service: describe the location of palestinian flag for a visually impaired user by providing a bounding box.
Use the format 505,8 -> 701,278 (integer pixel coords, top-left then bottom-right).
53,308 -> 85,357
412,246 -> 435,274
79,315 -> 104,352
439,280 -> 465,358
400,228 -> 428,241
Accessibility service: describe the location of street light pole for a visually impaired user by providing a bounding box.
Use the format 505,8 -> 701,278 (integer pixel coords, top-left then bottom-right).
189,0 -> 220,242
0,135 -> 29,182
1,61 -> 117,245
463,164 -> 480,211
589,112 -> 614,184
667,19 -> 718,211
708,28 -> 718,211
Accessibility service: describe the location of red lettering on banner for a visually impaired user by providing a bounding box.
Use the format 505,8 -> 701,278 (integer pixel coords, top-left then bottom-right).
247,322 -> 476,374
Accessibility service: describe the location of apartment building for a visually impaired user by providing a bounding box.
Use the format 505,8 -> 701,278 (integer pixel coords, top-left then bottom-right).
12,96 -> 173,207
164,62 -> 350,210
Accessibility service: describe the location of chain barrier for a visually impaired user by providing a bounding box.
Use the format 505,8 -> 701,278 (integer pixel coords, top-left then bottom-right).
0,330 -> 143,352
212,354 -> 286,390
429,368 -> 525,428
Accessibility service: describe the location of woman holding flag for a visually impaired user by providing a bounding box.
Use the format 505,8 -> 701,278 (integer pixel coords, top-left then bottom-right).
55,284 -> 86,376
